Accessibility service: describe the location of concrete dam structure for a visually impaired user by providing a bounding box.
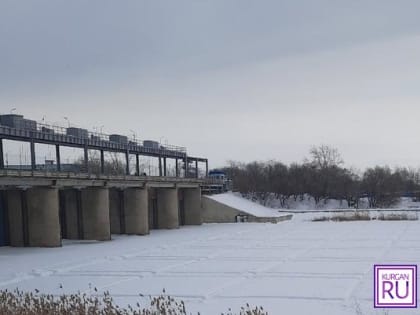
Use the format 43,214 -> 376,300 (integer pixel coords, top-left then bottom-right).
0,114 -> 206,247
0,114 -> 289,248
0,170 -> 202,247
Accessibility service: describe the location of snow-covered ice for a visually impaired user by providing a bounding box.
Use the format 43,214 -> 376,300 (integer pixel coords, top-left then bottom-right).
1,215 -> 419,315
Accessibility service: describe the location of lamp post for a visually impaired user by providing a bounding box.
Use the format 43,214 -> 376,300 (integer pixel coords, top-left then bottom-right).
63,117 -> 70,127
129,129 -> 137,142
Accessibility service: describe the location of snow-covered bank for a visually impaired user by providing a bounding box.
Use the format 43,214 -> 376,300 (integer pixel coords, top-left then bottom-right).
1,218 -> 419,314
207,193 -> 288,217
237,192 -> 420,211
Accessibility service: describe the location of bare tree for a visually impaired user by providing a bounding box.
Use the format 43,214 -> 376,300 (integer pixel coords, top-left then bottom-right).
308,145 -> 344,170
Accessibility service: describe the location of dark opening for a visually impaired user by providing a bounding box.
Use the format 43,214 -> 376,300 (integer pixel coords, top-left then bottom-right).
76,190 -> 84,239
119,190 -> 126,234
0,191 -> 10,246
59,190 -> 67,239
21,190 -> 29,247
152,198 -> 158,229
179,199 -> 185,226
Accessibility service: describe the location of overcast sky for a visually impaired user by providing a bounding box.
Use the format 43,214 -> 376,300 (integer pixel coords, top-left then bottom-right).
1,1 -> 420,169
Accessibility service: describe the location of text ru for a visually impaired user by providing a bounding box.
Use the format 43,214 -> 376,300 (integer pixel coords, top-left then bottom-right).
382,281 -> 410,299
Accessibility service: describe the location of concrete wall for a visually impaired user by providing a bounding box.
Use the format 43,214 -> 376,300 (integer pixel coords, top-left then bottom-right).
183,188 -> 202,225
81,187 -> 110,241
202,196 -> 292,224
157,188 -> 179,229
26,187 -> 61,247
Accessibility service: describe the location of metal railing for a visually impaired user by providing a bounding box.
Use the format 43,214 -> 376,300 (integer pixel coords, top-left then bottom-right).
0,118 -> 187,154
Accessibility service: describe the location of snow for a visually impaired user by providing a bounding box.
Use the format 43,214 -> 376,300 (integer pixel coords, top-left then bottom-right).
207,192 -> 287,217
1,215 -> 420,314
235,192 -> 420,212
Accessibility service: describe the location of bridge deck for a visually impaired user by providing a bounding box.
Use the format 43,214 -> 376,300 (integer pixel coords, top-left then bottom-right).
0,170 -> 203,189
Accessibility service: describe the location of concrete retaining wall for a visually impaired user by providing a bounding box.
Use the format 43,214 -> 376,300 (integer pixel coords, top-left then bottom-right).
202,196 -> 292,223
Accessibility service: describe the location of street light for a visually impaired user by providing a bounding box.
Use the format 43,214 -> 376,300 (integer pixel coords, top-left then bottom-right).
129,129 -> 137,141
10,107 -> 16,114
63,117 -> 70,127
159,136 -> 167,145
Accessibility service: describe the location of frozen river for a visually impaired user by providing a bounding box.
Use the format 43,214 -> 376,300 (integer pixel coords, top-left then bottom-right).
0,215 -> 419,315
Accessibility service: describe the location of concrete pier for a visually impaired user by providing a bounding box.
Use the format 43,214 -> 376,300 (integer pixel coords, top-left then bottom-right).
124,188 -> 149,235
183,188 -> 202,225
81,187 -> 110,241
157,188 -> 179,229
26,187 -> 61,247
7,188 -> 61,247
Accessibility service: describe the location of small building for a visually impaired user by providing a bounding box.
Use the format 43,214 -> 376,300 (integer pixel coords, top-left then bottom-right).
0,114 -> 37,130
109,134 -> 128,145
66,127 -> 88,139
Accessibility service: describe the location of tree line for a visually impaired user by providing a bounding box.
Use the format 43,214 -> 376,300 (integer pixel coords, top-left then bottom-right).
221,145 -> 420,208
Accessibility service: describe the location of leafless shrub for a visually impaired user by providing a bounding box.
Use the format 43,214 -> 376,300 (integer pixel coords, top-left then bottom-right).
313,211 -> 419,222
0,288 -> 267,315
376,212 -> 418,221
222,304 -> 268,315
312,212 -> 370,222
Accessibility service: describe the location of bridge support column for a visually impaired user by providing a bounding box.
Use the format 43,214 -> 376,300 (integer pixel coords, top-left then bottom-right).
184,156 -> 188,178
157,188 -> 179,229
55,145 -> 61,172
81,187 -> 110,241
136,154 -> 140,176
7,188 -> 61,247
26,187 -> 61,247
195,159 -> 198,178
158,157 -> 162,176
83,145 -> 89,173
30,140 -> 36,171
100,150 -> 105,174
0,138 -> 4,169
183,187 -> 202,225
163,157 -> 167,176
124,188 -> 149,235
125,151 -> 130,175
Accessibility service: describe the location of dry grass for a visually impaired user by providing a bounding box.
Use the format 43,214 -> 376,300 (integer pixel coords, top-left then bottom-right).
0,288 -> 267,315
375,212 -> 418,221
312,211 -> 370,222
313,211 -> 418,222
